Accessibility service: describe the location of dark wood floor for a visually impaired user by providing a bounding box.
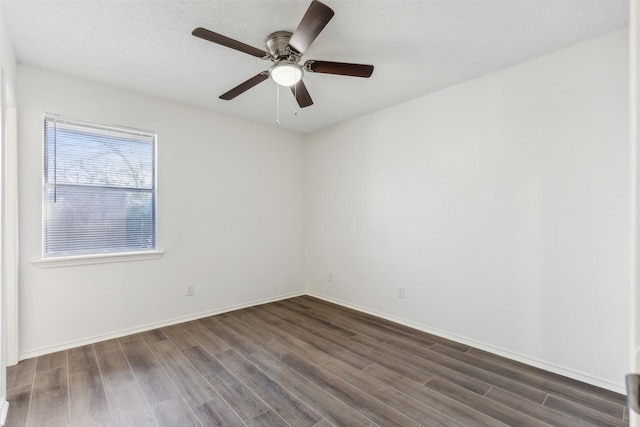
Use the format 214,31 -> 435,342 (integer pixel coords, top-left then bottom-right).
5,296 -> 629,426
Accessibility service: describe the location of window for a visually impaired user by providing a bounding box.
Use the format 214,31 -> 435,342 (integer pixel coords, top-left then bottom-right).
43,114 -> 157,258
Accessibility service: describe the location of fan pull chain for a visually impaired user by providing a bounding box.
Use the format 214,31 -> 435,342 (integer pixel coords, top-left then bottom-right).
276,83 -> 280,125
294,83 -> 298,117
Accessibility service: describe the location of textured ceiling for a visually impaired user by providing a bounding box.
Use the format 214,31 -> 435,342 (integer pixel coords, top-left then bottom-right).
0,0 -> 629,134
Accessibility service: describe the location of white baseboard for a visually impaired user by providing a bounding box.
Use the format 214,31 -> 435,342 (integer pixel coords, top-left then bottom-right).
0,399 -> 9,426
18,290 -> 305,361
17,288 -> 626,395
307,291 -> 626,395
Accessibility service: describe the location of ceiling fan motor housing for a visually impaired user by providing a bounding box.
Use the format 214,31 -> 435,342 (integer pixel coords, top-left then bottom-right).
266,31 -> 300,62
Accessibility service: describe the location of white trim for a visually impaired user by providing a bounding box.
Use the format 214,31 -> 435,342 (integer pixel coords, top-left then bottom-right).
19,290 -> 305,360
0,399 -> 8,426
630,0 -> 639,424
307,291 -> 627,395
17,288 -> 626,394
44,112 -> 155,138
3,76 -> 18,366
32,250 -> 164,268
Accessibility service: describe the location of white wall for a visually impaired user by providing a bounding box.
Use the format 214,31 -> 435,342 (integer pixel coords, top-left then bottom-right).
0,9 -> 16,89
13,27 -> 631,393
0,5 -> 16,424
631,3 -> 639,425
304,29 -> 630,392
17,65 -> 304,357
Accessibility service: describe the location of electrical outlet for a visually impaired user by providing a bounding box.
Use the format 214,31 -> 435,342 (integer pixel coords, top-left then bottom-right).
186,284 -> 195,296
397,285 -> 405,298
328,273 -> 333,282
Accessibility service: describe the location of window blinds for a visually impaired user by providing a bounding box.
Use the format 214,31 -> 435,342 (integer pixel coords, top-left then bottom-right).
43,115 -> 157,257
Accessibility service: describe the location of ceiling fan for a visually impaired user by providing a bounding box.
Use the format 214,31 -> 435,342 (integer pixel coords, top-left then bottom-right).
192,0 -> 374,108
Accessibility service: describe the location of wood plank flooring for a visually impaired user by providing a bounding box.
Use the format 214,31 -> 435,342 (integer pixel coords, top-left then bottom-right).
5,296 -> 629,426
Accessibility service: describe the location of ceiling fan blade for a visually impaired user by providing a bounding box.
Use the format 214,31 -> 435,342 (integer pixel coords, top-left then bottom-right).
290,80 -> 313,108
288,0 -> 334,54
193,27 -> 269,58
304,60 -> 374,78
220,73 -> 269,100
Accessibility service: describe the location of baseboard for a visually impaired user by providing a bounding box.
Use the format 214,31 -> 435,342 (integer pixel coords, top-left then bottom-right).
0,398 -> 9,426
17,288 -> 626,395
18,290 -> 306,361
307,291 -> 626,395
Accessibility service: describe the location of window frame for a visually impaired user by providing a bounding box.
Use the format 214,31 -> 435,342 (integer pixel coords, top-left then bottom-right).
36,113 -> 162,266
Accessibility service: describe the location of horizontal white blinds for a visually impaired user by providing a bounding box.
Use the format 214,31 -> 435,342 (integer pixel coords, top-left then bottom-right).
43,115 -> 157,257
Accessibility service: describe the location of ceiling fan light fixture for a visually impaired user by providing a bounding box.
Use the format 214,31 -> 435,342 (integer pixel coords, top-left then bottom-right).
269,61 -> 303,87
193,0 -> 373,108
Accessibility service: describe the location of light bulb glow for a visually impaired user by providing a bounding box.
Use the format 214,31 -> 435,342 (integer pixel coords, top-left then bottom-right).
269,62 -> 303,87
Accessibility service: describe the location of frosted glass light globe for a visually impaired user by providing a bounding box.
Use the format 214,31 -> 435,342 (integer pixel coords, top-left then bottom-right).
269,61 -> 303,87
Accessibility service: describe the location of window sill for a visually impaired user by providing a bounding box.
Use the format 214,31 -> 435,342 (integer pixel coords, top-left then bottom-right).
33,250 -> 165,268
